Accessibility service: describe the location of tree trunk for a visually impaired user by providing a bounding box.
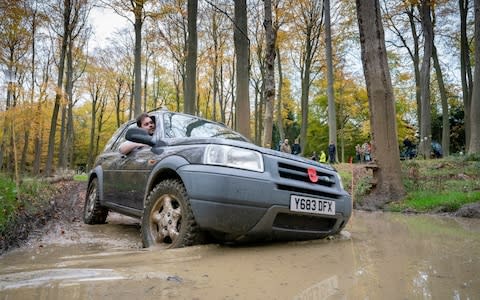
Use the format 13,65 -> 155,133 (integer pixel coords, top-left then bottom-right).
407,5 -> 422,133
59,40 -> 70,169
95,97 -> 107,158
129,77 -> 134,119
58,105 -> 67,168
65,34 -> 75,169
300,34 -> 312,154
20,130 -> 29,175
143,47 -> 152,112
460,0 -> 473,151
276,46 -> 284,142
114,78 -> 125,128
258,80 -> 264,145
254,40 -> 264,145
212,13 -> 219,121
470,0 -> 480,154
174,75 -> 181,112
143,51 -> 150,112
87,93 -> 97,171
220,63 -> 226,123
34,57 -> 51,176
33,126 -> 42,175
184,0 -> 197,115
234,0 -> 250,139
254,80 -> 261,145
229,57 -> 236,128
46,0 -> 70,176
133,0 -> 143,116
325,0 -> 336,160
419,0 -> 433,159
356,0 -> 406,205
432,45 -> 450,156
23,7 -> 38,175
262,0 -> 276,148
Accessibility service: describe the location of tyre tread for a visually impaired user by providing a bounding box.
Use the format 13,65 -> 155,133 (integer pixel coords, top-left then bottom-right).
83,178 -> 108,225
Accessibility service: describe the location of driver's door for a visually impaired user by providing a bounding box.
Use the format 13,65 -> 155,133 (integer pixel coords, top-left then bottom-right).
102,123 -> 151,211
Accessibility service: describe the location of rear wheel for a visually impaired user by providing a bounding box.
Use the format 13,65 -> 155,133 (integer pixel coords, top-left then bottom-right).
83,178 -> 108,224
141,179 -> 200,248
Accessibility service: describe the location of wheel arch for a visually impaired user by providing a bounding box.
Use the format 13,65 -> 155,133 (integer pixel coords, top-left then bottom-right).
88,166 -> 104,203
144,155 -> 189,206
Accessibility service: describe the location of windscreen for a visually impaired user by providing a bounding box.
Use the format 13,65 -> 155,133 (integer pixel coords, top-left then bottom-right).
163,113 -> 247,141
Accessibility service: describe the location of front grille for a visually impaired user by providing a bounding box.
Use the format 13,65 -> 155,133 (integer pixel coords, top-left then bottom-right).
278,162 -> 335,187
273,213 -> 336,231
277,184 -> 339,199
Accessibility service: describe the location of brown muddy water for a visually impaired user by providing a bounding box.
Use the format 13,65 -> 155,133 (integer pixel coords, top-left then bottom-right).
1,211 -> 479,299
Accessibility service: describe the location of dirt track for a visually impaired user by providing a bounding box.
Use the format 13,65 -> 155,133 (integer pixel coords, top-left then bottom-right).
0,181 -> 87,255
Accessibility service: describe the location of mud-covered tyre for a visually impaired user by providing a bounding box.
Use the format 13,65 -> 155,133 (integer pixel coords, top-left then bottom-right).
83,178 -> 108,224
141,179 -> 200,249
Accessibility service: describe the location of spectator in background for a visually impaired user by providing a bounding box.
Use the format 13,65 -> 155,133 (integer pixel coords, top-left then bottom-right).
280,138 -> 291,154
431,141 -> 443,158
403,138 -> 416,159
291,139 -> 301,155
310,151 -> 318,161
319,150 -> 327,163
277,140 -> 282,151
362,142 -> 371,162
328,142 -> 336,163
355,144 -> 361,162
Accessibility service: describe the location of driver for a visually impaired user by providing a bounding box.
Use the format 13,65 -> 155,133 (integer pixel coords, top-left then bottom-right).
119,113 -> 155,155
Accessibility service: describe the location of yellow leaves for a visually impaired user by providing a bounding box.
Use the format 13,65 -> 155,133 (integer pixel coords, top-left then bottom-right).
404,0 -> 420,7
398,72 -> 413,82
278,78 -> 299,122
360,120 -> 371,136
276,30 -> 289,46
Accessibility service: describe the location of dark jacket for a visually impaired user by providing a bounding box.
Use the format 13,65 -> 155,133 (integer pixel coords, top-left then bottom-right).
292,143 -> 301,155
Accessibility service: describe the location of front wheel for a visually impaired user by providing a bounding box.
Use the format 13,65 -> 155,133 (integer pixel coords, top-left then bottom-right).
83,178 -> 108,224
141,179 -> 200,249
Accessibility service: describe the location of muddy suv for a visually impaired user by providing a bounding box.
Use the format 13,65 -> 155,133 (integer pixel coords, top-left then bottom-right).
84,109 -> 352,248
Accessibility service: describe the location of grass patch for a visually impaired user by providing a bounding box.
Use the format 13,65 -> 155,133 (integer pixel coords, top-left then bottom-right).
389,191 -> 480,212
74,174 -> 88,182
0,175 -> 54,237
0,175 -> 19,233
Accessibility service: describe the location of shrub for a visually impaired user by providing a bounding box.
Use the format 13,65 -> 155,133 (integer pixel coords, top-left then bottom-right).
0,175 -> 54,238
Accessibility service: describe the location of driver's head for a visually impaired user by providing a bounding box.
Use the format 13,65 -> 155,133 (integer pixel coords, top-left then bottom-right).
136,113 -> 155,135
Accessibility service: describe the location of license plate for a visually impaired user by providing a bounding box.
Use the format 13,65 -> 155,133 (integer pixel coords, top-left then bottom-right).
290,195 -> 335,216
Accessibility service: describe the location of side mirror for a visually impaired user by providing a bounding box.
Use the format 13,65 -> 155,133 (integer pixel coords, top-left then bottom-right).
125,127 -> 155,146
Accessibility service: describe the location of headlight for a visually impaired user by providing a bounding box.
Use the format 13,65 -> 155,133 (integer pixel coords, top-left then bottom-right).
204,145 -> 264,172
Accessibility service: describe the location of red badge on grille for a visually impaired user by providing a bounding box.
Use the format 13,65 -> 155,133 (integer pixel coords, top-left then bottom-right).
308,167 -> 318,183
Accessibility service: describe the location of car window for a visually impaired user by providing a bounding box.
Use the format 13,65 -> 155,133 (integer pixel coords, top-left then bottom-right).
104,123 -> 137,152
163,113 -> 247,141
103,125 -> 127,152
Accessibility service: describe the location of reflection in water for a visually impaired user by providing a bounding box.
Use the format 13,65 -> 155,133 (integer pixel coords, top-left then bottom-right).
413,271 -> 431,299
0,211 -> 479,299
0,268 -> 124,290
294,276 -> 340,300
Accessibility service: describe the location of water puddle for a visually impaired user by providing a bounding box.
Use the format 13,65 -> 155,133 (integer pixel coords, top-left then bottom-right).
1,211 -> 479,299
